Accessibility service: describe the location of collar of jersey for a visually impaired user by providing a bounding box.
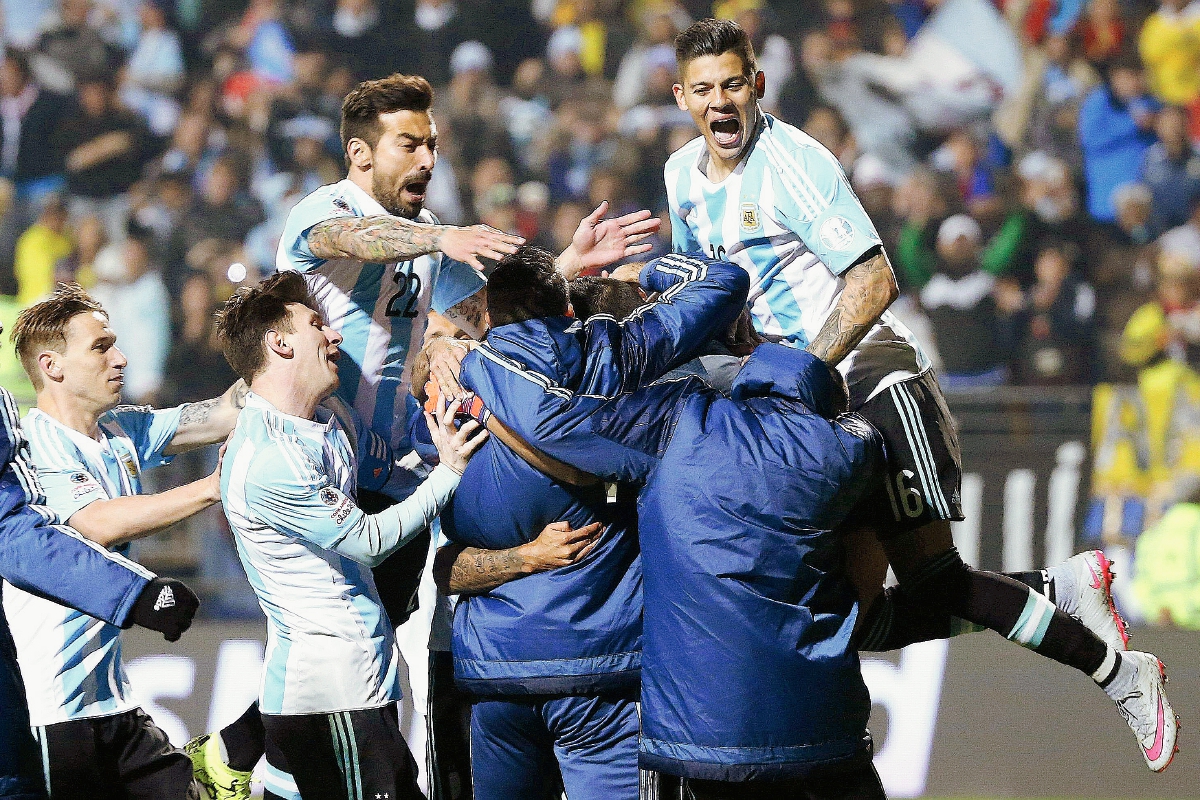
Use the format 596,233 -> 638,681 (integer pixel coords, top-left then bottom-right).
244,391 -> 336,441
25,406 -> 114,454
338,177 -> 388,217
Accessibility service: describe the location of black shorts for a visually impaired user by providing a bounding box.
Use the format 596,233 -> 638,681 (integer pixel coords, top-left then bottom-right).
262,703 -> 423,800
850,370 -> 964,537
32,707 -> 197,800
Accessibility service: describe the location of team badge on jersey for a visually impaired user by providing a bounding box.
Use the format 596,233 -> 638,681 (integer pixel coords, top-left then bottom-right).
119,452 -> 139,479
319,487 -> 340,507
819,216 -> 856,251
740,203 -> 762,233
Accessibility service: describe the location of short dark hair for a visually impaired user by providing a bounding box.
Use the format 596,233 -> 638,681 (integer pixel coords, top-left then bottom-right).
215,271 -> 316,382
11,284 -> 106,389
568,276 -> 645,321
340,74 -> 434,163
675,18 -> 757,77
486,246 -> 569,328
3,48 -> 32,83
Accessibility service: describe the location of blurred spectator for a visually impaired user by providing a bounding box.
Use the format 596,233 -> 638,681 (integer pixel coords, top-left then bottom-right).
443,41 -> 511,171
921,214 -> 1012,386
996,31 -> 1098,171
92,219 -> 170,402
812,0 -> 1022,173
32,0 -> 120,93
55,213 -> 107,287
982,152 -> 1094,285
167,155 -> 264,290
1076,0 -> 1126,64
1141,105 -> 1200,235
559,0 -> 634,80
120,0 -> 185,136
410,0 -> 477,86
1158,192 -> 1200,269
14,194 -> 71,304
544,26 -> 591,109
892,168 -> 952,290
0,48 -> 71,291
1078,54 -> 1160,225
612,4 -> 683,110
1131,478 -> 1200,628
53,74 -> 152,241
331,0 -> 404,82
163,270 -> 237,404
998,240 -> 1097,384
1137,0 -> 1200,107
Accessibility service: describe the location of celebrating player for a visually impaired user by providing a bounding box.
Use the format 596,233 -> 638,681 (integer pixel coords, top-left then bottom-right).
212,272 -> 486,800
664,18 -> 1175,771
0,327 -> 199,800
3,286 -> 218,798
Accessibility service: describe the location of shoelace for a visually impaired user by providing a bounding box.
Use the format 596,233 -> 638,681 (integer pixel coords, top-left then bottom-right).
1117,683 -> 1159,742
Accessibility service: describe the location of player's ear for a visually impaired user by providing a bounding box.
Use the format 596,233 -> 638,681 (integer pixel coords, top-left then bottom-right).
265,330 -> 293,359
672,82 -> 687,111
754,70 -> 765,100
37,350 -> 63,383
346,137 -> 372,172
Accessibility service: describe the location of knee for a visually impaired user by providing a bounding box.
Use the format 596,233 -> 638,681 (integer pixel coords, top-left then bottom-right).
900,547 -> 972,608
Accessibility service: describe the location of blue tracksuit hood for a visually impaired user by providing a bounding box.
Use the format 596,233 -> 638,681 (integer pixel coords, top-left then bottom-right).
731,343 -> 843,417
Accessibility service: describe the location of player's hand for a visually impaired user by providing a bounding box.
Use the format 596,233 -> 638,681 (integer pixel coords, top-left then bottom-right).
426,396 -> 489,474
439,225 -> 524,270
601,262 -> 645,284
129,577 -> 200,642
203,440 -> 228,503
566,201 -> 662,277
427,337 -> 473,403
518,521 -> 603,572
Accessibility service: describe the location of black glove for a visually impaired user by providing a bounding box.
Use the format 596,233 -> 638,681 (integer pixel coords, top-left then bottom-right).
129,578 -> 199,642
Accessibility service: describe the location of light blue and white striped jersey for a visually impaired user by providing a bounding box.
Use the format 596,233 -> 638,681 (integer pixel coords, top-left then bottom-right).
276,179 -> 485,463
6,405 -> 180,726
221,392 -> 459,715
665,112 -> 931,408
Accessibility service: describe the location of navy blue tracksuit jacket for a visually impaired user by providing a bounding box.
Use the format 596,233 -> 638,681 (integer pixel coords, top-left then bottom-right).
442,254 -> 749,695
465,289 -> 885,779
0,389 -> 152,799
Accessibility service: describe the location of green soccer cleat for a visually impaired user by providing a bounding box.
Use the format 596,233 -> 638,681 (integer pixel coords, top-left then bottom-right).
184,733 -> 253,800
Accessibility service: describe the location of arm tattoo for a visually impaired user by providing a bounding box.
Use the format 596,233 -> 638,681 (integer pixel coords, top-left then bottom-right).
307,215 -> 448,263
449,546 -> 526,595
443,291 -> 487,338
178,398 -> 219,427
806,251 -> 898,367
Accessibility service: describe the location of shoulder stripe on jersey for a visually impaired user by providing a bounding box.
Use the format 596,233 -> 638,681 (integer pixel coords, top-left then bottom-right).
769,133 -> 845,214
759,141 -> 820,221
665,137 -> 705,170
761,137 -> 831,222
262,413 -> 322,488
26,416 -> 76,472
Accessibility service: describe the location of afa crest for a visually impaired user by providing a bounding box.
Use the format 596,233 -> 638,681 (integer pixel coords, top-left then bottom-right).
740,203 -> 762,233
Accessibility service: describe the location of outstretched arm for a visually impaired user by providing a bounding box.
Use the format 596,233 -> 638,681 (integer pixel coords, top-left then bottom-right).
307,216 -> 523,270
806,248 -> 898,367
556,201 -> 662,279
432,520 -> 602,596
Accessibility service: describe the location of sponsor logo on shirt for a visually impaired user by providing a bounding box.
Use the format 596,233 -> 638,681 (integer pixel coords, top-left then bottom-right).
69,471 -> 101,499
331,498 -> 353,525
819,215 -> 856,252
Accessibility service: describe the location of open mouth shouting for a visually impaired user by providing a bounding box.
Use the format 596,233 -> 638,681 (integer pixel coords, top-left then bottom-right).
401,175 -> 430,206
709,114 -> 742,150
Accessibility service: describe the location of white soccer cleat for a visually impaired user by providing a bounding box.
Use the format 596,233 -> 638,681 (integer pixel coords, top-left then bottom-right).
1061,550 -> 1130,651
1113,651 -> 1179,772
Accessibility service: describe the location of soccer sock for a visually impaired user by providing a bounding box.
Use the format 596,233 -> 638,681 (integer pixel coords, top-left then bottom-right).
1093,648 -> 1134,699
220,701 -> 266,772
855,586 -> 976,651
903,548 -> 1108,676
1005,570 -> 1053,602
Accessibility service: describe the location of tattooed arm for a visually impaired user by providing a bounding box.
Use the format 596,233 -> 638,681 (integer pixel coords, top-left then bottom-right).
806,248 -> 898,367
307,216 -> 523,270
163,379 -> 249,455
432,521 -> 602,596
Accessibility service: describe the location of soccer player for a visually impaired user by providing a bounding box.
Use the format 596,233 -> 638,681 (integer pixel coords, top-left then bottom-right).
0,338 -> 199,800
212,272 -> 486,800
423,249 -> 748,800
664,18 -> 1175,770
446,262 -> 888,798
4,285 -> 248,799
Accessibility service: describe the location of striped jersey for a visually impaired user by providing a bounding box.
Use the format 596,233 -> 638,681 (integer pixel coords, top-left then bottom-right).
665,112 -> 931,408
6,405 -> 180,726
221,392 -> 459,715
276,179 -> 485,466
